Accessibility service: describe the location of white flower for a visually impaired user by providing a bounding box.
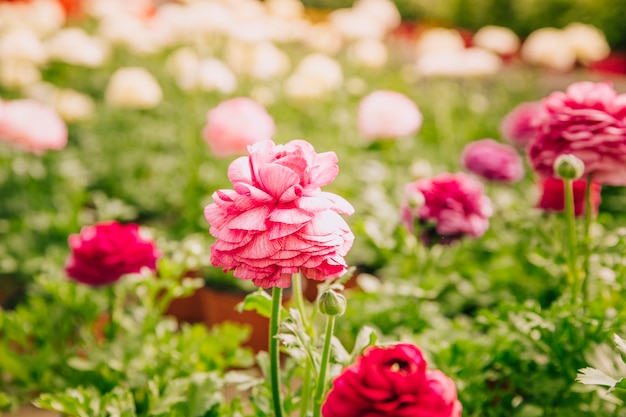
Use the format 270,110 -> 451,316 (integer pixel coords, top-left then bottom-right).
563,22 -> 610,65
0,0 -> 64,37
348,38 -> 388,68
521,28 -> 577,72
0,60 -> 41,89
472,25 -> 520,56
416,47 -> 502,77
0,28 -> 46,65
352,0 -> 401,33
98,14 -> 165,55
46,28 -> 110,68
415,28 -> 465,57
105,67 -> 163,109
165,47 -> 201,91
265,0 -> 304,19
225,40 -> 290,80
302,23 -> 343,55
198,58 -> 238,94
328,8 -> 387,41
55,89 -> 95,122
284,54 -> 343,101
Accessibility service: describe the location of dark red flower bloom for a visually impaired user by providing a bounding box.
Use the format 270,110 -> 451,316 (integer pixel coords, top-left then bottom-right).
537,177 -> 602,217
65,221 -> 161,286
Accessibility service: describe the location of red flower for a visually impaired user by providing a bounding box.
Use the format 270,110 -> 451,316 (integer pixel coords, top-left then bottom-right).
528,81 -> 626,185
401,173 -> 493,244
322,343 -> 462,417
461,138 -> 524,182
204,139 -> 354,289
65,221 -> 161,286
537,177 -> 602,217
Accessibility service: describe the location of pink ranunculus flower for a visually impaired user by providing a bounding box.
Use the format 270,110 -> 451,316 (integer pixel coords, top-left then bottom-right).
461,138 -> 525,182
0,99 -> 67,154
357,90 -> 423,141
322,343 -> 462,417
528,81 -> 626,186
202,97 -> 276,157
537,177 -> 602,217
204,139 -> 354,289
499,101 -> 543,148
65,221 -> 161,287
401,173 -> 493,245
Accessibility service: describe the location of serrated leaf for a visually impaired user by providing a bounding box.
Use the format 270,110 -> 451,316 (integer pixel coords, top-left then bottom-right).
576,367 -> 618,387
350,326 -> 378,360
614,334 -> 626,356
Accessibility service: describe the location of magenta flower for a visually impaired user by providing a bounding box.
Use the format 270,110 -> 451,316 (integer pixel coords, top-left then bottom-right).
65,221 -> 161,286
0,99 -> 67,154
528,81 -> 626,185
461,138 -> 524,182
322,343 -> 462,417
204,139 -> 354,289
499,101 -> 543,148
202,97 -> 276,157
401,173 -> 493,244
357,90 -> 423,141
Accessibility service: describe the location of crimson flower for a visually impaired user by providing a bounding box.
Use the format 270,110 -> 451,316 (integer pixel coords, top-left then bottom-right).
204,139 -> 354,289
537,177 -> 602,217
65,221 -> 161,286
528,81 -> 626,185
322,343 -> 462,417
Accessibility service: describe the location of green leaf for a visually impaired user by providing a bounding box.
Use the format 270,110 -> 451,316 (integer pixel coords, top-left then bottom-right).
350,326 -> 378,361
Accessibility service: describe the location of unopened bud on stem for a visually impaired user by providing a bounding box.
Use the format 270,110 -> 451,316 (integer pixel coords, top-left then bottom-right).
554,154 -> 584,180
318,289 -> 347,316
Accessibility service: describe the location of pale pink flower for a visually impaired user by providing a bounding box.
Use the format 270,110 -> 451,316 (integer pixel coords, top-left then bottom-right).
204,139 -> 354,288
528,81 -> 626,185
202,97 -> 275,157
461,138 -> 524,182
401,173 -> 493,245
499,101 -> 543,148
0,99 -> 67,154
357,90 -> 422,140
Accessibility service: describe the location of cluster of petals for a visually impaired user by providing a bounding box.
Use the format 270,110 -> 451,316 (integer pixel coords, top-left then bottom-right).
204,139 -> 354,289
461,138 -> 525,183
322,343 -> 462,417
357,90 -> 422,141
401,173 -> 493,243
0,98 -> 67,154
202,97 -> 275,157
499,101 -> 543,148
537,178 -> 602,217
527,81 -> 626,186
65,221 -> 161,287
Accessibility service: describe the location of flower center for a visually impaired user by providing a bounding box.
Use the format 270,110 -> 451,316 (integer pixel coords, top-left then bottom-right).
388,359 -> 411,373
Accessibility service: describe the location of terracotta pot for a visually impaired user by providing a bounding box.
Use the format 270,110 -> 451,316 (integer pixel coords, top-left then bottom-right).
165,287 -> 204,323
199,286 -> 290,352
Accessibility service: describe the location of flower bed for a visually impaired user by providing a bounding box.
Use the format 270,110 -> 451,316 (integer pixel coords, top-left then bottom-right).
2,0 -> 626,416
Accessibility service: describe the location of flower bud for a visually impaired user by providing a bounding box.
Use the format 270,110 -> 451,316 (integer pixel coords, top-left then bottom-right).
554,154 -> 585,180
318,289 -> 347,316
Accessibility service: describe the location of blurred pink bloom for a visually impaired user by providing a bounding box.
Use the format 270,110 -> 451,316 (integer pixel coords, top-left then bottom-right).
322,343 -> 462,417
65,221 -> 161,287
204,139 -> 354,289
202,97 -> 276,157
537,177 -> 602,217
528,81 -> 626,185
499,101 -> 543,148
0,99 -> 67,154
461,138 -> 524,182
357,90 -> 422,140
401,173 -> 493,245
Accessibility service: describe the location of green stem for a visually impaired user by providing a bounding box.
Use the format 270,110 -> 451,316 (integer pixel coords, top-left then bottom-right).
293,272 -> 312,336
581,178 -> 593,308
270,287 -> 285,417
563,178 -> 579,303
313,315 -> 336,417
299,360 -> 313,417
107,285 -> 116,342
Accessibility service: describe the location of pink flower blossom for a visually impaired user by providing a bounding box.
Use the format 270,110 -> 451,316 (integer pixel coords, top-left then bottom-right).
499,101 -> 543,148
65,221 -> 161,286
357,90 -> 422,140
202,97 -> 276,157
322,343 -> 462,417
461,138 -> 524,182
537,177 -> 601,217
401,173 -> 493,245
528,81 -> 626,185
204,139 -> 354,289
0,99 -> 67,154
